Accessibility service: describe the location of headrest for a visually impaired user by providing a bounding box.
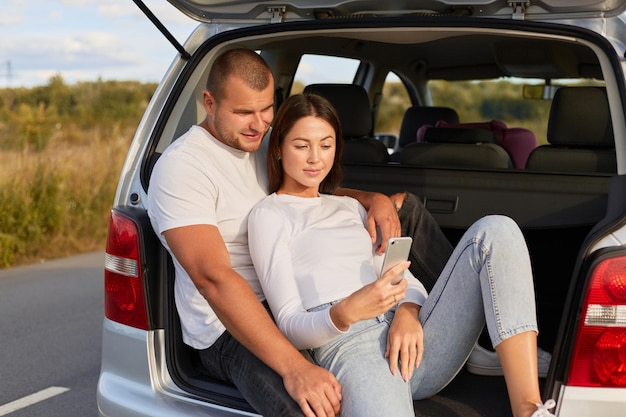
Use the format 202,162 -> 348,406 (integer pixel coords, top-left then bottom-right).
303,84 -> 371,138
435,120 -> 508,141
423,127 -> 497,144
423,119 -> 537,168
548,87 -> 614,147
399,106 -> 459,148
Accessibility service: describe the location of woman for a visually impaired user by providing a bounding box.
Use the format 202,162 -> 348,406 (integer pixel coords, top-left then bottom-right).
248,93 -> 555,417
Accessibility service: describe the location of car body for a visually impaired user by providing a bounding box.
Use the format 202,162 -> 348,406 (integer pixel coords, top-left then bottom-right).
98,1 -> 626,416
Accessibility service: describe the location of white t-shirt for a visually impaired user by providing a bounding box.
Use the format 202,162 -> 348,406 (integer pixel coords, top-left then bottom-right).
248,193 -> 427,350
147,125 -> 269,349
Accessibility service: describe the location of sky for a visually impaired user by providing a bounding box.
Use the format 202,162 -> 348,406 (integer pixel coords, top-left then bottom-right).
0,0 -> 373,89
1,0 -> 200,88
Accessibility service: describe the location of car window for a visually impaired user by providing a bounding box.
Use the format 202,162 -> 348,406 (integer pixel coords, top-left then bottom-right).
292,54 -> 360,94
428,78 -> 605,145
376,72 -> 411,137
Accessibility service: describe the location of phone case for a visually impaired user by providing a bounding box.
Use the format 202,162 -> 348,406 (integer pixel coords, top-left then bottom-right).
380,237 -> 412,282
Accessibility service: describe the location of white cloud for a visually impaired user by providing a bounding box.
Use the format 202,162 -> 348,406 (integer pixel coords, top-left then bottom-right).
62,0 -> 96,6
96,2 -> 138,18
0,2 -> 26,27
0,0 -> 194,87
1,28 -> 168,87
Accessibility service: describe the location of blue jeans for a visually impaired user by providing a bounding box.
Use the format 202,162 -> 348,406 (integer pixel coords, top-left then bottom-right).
196,193 -> 454,416
309,307 -> 415,417
311,215 -> 538,417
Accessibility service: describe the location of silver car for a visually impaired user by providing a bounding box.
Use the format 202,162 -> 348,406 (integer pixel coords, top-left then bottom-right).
99,1 -> 626,415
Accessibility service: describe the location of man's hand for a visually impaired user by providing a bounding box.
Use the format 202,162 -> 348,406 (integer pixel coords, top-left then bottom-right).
365,192 -> 401,254
283,360 -> 342,417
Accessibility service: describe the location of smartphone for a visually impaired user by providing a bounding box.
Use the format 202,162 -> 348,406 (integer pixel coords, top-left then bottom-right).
380,237 -> 412,283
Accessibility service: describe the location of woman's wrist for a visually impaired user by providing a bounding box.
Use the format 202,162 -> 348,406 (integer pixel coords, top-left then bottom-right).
396,302 -> 420,318
329,301 -> 353,331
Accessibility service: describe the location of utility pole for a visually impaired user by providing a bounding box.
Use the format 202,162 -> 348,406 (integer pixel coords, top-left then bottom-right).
2,61 -> 13,112
2,60 -> 12,87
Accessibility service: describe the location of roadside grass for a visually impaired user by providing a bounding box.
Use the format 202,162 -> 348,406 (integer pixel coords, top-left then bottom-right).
0,77 -> 155,269
0,122 -> 133,268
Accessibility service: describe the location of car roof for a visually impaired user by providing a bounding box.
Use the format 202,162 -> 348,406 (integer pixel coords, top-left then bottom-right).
166,0 -> 626,22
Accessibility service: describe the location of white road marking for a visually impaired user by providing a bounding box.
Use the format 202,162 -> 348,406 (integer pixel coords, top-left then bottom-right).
0,386 -> 70,416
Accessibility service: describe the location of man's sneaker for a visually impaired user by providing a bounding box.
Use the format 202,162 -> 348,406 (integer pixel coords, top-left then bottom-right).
466,344 -> 552,378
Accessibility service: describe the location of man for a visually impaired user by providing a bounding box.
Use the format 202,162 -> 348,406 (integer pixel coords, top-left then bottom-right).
148,48 -> 452,417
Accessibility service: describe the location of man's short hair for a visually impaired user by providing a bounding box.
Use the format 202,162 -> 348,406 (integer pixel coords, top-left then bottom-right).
206,49 -> 272,100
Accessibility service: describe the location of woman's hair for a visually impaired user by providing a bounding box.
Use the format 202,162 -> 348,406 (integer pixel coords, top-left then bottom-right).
267,93 -> 343,194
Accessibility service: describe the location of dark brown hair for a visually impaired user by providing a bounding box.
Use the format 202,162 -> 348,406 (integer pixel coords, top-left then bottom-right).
267,93 -> 343,194
206,49 -> 272,100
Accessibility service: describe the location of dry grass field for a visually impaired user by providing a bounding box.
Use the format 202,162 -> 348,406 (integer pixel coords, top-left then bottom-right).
0,123 -> 134,267
0,78 -> 155,268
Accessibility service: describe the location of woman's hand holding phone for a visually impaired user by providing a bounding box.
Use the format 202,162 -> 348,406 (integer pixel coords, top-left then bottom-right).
329,261 -> 410,331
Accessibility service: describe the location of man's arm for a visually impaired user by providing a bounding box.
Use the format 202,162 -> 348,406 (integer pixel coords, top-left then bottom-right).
335,188 -> 401,254
164,224 -> 342,417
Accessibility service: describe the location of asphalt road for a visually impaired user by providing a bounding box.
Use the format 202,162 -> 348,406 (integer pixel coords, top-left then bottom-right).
0,251 -> 104,417
0,251 -> 513,417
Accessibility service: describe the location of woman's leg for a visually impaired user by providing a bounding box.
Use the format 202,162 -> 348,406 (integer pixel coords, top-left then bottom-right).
312,313 -> 414,417
408,215 -> 542,416
497,332 -> 545,417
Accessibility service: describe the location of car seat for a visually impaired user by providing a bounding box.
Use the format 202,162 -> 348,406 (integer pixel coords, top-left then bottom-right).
398,106 -> 460,150
430,120 -> 538,169
400,126 -> 513,169
303,83 -> 390,164
525,87 -> 616,173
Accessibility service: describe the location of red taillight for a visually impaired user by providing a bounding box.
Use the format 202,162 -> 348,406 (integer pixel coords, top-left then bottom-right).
568,256 -> 626,387
104,211 -> 150,330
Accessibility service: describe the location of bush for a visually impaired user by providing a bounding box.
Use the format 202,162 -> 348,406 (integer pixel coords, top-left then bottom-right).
0,76 -> 153,268
0,233 -> 22,268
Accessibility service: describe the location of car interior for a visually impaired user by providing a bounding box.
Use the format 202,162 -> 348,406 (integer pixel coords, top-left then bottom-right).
139,17 -> 624,416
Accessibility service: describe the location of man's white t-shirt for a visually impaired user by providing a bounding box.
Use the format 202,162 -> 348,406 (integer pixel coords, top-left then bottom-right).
147,125 -> 268,349
248,193 -> 427,350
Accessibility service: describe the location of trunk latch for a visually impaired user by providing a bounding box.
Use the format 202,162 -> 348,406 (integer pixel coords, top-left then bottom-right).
509,1 -> 530,20
269,7 -> 286,23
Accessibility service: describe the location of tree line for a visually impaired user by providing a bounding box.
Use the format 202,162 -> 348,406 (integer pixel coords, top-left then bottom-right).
0,75 -> 157,268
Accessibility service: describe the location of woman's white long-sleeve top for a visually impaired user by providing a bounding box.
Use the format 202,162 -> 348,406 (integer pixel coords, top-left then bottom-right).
248,193 -> 427,350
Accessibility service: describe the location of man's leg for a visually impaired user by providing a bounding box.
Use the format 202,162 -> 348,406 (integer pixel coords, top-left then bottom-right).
198,330 -> 304,417
396,192 -> 454,292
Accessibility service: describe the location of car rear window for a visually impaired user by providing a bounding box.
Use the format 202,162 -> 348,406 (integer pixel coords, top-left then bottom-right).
429,78 -> 605,145
292,54 -> 360,93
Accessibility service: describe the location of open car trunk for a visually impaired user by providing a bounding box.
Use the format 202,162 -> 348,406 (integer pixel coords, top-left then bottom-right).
126,1 -> 626,415
144,165 -> 613,416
